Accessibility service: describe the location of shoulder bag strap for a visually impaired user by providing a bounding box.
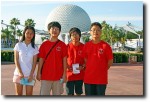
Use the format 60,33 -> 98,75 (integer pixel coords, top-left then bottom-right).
41,40 -> 60,74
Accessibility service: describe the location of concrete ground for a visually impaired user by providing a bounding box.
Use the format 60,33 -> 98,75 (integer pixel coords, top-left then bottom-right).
1,63 -> 143,96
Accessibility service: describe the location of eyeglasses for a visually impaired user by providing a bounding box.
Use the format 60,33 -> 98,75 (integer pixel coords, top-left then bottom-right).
90,29 -> 101,32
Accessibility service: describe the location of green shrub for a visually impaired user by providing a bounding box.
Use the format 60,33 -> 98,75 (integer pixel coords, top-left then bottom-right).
113,53 -> 129,63
130,53 -> 143,62
113,52 -> 143,63
1,51 -> 14,62
1,51 -> 143,63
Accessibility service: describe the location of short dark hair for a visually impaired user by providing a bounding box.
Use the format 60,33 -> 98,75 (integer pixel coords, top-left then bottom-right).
90,22 -> 102,29
47,21 -> 61,31
69,27 -> 81,38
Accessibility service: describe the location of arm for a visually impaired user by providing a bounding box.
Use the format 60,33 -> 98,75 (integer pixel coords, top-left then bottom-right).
62,56 -> 67,83
108,59 -> 113,70
106,44 -> 113,70
14,50 -> 24,79
36,58 -> 44,81
78,59 -> 86,70
28,54 -> 38,82
67,64 -> 73,71
83,58 -> 87,69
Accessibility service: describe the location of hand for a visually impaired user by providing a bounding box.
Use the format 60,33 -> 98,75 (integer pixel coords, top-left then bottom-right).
19,72 -> 24,79
76,66 -> 84,70
68,67 -> 73,71
28,75 -> 33,82
62,75 -> 67,83
36,73 -> 41,81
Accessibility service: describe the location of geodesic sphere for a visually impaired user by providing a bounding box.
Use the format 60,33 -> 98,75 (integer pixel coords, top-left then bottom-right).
45,4 -> 91,33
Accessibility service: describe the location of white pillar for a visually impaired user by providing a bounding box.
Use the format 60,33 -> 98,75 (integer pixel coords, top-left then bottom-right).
58,34 -> 64,42
65,33 -> 69,44
80,35 -> 85,44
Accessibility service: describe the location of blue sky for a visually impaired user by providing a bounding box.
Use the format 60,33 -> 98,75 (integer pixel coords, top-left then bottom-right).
1,0 -> 143,31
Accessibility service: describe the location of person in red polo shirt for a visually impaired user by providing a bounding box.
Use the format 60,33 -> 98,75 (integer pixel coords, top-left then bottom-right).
83,22 -> 113,95
36,21 -> 67,95
66,27 -> 85,95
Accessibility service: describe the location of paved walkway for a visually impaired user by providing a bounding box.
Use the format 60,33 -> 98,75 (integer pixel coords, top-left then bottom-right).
1,63 -> 143,96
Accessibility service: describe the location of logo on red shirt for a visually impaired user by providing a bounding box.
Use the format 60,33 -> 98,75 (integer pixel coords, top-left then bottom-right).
98,48 -> 104,54
78,51 -> 82,55
56,46 -> 61,51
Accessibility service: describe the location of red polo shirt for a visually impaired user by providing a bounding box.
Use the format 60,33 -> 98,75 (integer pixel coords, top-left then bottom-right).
38,40 -> 67,81
67,42 -> 84,81
83,40 -> 113,84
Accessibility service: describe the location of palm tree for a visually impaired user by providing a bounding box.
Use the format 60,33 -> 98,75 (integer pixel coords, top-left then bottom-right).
10,18 -> 20,40
101,21 -> 115,46
101,21 -> 109,41
117,28 -> 127,49
16,29 -> 23,41
113,26 -> 121,47
1,28 -> 12,47
25,19 -> 36,27
1,29 -> 7,47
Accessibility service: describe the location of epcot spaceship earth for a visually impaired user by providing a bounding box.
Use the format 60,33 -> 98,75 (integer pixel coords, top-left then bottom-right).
45,4 -> 91,34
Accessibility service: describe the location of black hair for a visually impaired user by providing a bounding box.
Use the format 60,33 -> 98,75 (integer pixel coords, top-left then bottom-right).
47,21 -> 61,31
90,22 -> 102,29
20,26 -> 35,48
69,27 -> 81,38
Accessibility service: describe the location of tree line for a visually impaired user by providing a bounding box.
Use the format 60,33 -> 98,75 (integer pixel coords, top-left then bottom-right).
1,18 -> 143,50
100,21 -> 143,50
1,18 -> 36,48
83,21 -> 143,51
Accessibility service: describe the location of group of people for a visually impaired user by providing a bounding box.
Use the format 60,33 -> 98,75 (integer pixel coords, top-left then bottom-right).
13,21 -> 113,96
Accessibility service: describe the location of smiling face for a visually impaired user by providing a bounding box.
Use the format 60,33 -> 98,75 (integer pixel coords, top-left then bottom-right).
49,26 -> 60,37
90,25 -> 102,39
25,29 -> 34,42
70,31 -> 80,43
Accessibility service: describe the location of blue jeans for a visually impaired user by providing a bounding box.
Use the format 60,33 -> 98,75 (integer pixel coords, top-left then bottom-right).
84,83 -> 107,96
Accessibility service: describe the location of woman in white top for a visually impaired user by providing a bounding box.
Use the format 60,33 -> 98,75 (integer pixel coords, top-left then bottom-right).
13,26 -> 39,95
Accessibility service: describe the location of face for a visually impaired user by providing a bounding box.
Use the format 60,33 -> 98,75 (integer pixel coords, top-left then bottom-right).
25,29 -> 34,41
90,25 -> 102,39
70,32 -> 80,43
49,26 -> 60,37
